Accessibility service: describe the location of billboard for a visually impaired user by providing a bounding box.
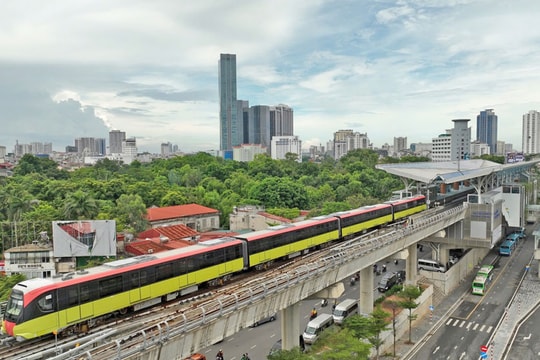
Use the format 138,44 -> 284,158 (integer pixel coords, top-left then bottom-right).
52,220 -> 116,257
505,152 -> 525,164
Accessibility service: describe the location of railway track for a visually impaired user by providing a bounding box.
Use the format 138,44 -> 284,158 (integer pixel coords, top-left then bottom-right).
3,205 -> 463,359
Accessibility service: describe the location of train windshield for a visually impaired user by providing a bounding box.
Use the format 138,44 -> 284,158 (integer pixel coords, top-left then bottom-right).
4,290 -> 23,321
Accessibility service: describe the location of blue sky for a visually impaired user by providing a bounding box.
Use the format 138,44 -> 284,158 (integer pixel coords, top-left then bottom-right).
1,0 -> 540,153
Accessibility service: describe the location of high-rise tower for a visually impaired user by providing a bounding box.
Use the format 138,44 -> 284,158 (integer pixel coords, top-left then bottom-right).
522,110 -> 540,154
219,54 -> 238,153
109,130 -> 126,154
476,109 -> 498,155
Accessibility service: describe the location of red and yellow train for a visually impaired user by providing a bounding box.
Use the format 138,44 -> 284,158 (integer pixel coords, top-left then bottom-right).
2,195 -> 426,340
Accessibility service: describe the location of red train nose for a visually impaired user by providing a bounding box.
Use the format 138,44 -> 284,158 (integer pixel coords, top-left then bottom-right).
3,320 -> 15,336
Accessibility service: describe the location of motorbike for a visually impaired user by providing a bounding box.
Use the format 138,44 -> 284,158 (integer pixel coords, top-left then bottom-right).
321,299 -> 328,307
350,277 -> 356,286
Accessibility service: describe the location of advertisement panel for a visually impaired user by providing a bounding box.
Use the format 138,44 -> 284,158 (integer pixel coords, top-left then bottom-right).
52,220 -> 116,257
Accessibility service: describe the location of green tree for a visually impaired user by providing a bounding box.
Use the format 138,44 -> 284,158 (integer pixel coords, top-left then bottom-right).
313,327 -> 371,359
115,194 -> 148,233
0,274 -> 26,301
267,347 -> 310,360
397,285 -> 422,344
368,306 -> 391,360
63,190 -> 99,220
249,177 -> 309,209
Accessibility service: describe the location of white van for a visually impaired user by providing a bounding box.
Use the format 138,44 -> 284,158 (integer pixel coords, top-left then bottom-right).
418,259 -> 446,272
302,313 -> 334,344
332,299 -> 358,325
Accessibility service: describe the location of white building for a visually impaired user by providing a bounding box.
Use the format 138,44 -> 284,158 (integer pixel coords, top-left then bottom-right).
332,130 -> 371,159
271,136 -> 302,162
432,119 -> 471,162
122,137 -> 137,165
233,144 -> 267,162
411,142 -> 432,158
470,140 -> 491,157
431,132 -> 452,162
522,110 -> 540,154
4,242 -> 56,279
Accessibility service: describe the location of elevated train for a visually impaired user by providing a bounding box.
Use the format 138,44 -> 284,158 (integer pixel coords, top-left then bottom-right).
2,195 -> 427,340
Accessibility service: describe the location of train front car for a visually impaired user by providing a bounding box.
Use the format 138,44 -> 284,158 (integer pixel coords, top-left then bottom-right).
2,278 -> 55,341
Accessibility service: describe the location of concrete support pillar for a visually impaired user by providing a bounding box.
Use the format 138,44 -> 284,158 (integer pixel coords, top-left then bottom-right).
439,244 -> 450,266
281,302 -> 301,351
406,243 -> 418,285
359,267 -> 374,315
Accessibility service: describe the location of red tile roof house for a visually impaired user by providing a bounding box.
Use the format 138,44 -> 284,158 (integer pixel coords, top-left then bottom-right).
146,204 -> 220,232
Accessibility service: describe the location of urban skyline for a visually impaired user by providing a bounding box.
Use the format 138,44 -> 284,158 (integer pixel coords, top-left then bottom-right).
1,1 -> 540,153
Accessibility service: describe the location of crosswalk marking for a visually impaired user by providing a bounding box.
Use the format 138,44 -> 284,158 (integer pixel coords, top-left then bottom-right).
446,318 -> 493,333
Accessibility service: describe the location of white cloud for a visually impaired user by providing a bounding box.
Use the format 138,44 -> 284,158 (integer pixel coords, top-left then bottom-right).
0,0 -> 540,152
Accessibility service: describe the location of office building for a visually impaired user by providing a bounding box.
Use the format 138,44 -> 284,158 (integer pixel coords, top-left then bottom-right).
331,130 -> 371,159
75,137 -> 106,156
271,104 -> 294,137
122,137 -> 137,165
237,100 -> 250,144
393,137 -> 407,157
522,110 -> 540,154
451,119 -> 471,162
109,130 -> 126,154
271,136 -> 302,162
219,54 -> 238,153
476,109 -> 498,155
232,144 -> 267,162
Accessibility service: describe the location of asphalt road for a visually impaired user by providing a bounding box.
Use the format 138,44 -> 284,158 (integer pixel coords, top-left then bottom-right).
404,236 -> 533,360
196,257 -> 406,360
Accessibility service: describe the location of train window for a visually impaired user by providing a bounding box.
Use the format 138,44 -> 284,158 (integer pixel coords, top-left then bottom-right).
68,287 -> 78,306
130,272 -> 139,288
140,270 -> 154,286
156,263 -> 172,281
37,293 -> 54,312
80,285 -> 90,302
99,276 -> 122,297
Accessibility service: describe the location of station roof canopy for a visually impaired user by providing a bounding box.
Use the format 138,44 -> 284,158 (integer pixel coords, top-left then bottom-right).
375,159 -> 507,185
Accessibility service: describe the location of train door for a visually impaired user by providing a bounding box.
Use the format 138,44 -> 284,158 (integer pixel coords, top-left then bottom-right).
128,272 -> 141,303
65,287 -> 80,324
139,270 -> 152,300
79,284 -> 94,319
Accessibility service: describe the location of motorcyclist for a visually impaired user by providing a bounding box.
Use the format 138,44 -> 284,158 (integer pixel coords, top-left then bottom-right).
310,307 -> 317,319
216,349 -> 224,360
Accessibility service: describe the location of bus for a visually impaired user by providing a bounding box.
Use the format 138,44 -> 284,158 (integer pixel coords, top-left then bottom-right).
472,265 -> 494,295
506,232 -> 521,244
499,239 -> 516,256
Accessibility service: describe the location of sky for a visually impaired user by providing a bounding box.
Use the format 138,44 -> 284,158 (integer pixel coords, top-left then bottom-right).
2,0 -> 540,154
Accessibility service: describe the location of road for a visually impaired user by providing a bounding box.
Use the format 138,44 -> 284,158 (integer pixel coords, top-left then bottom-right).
196,257 -> 407,360
405,236 -> 533,360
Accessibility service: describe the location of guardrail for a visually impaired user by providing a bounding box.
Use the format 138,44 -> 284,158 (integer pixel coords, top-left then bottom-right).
52,205 -> 468,360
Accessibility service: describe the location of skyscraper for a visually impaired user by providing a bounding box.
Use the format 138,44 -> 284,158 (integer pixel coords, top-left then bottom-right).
522,110 -> 540,154
476,109 -> 498,155
219,54 -> 238,153
109,130 -> 126,154
451,119 -> 471,162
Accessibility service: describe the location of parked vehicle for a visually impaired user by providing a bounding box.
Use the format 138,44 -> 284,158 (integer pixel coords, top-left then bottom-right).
418,259 -> 446,272
251,312 -> 277,327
